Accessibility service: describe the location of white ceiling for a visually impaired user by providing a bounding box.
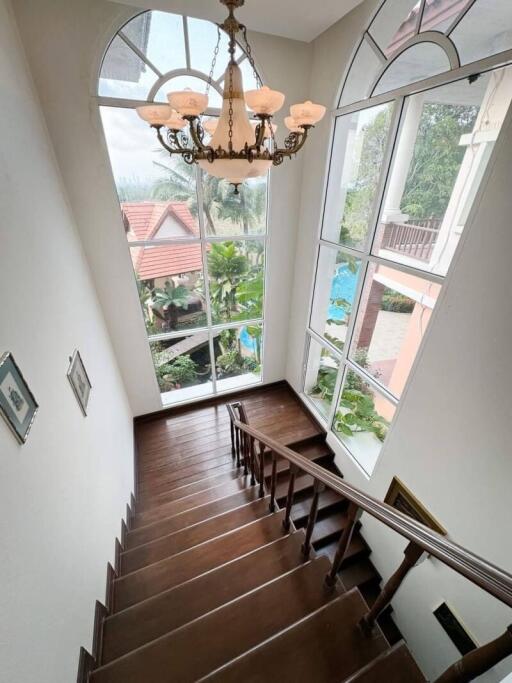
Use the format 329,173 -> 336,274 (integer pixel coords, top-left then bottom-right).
112,0 -> 364,42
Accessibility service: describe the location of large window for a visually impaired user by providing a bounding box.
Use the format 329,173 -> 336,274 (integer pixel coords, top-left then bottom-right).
304,0 -> 512,475
98,11 -> 267,405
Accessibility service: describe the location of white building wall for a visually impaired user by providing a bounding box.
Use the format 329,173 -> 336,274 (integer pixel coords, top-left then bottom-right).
0,2 -> 134,681
288,0 -> 512,679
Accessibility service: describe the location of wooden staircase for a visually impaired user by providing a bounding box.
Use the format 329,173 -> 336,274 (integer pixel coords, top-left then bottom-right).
82,385 -> 426,682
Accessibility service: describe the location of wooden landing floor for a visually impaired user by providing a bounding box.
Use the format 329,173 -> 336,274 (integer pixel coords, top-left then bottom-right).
134,383 -> 322,499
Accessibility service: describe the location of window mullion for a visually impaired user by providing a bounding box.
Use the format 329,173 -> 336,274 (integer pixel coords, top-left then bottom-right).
183,16 -> 191,70
195,166 -> 217,394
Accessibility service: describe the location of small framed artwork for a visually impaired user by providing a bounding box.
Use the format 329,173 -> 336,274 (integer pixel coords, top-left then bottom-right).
67,350 -> 92,416
0,352 -> 39,444
385,476 -> 446,535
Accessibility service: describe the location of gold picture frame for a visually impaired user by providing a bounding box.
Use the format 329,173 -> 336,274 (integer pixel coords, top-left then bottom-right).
384,476 -> 446,535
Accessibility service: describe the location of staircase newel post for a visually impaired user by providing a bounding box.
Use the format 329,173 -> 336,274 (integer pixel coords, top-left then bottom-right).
433,625 -> 512,683
258,441 -> 265,497
324,502 -> 362,589
301,479 -> 325,559
283,464 -> 299,531
269,451 -> 277,512
249,436 -> 256,486
359,540 -> 425,635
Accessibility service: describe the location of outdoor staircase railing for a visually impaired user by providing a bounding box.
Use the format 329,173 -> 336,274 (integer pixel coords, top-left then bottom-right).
227,400 -> 512,682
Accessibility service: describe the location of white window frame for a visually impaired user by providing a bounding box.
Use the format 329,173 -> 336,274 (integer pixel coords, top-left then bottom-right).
302,0 -> 512,473
97,10 -> 268,405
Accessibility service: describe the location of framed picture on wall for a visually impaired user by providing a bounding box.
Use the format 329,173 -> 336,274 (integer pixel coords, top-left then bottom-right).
0,352 -> 39,444
385,476 -> 446,535
67,350 -> 92,416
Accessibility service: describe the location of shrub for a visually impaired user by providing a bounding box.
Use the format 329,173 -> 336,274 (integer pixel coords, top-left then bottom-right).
381,289 -> 414,313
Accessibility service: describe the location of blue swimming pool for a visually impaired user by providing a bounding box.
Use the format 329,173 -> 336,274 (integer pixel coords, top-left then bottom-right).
240,326 -> 257,352
327,263 -> 359,321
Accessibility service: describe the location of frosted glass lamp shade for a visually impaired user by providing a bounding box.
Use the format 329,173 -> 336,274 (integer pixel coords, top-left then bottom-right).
167,89 -> 209,117
164,110 -> 187,130
245,86 -> 285,115
284,116 -> 304,133
289,101 -> 326,126
136,104 -> 172,125
202,119 -> 218,136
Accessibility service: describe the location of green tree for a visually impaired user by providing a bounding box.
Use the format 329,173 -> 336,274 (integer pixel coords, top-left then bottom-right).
208,242 -> 249,321
152,280 -> 190,330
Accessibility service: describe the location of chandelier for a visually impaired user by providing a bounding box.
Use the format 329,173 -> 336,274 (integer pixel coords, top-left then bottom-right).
136,0 -> 325,192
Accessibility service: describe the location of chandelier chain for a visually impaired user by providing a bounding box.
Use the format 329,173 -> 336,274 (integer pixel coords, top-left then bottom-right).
206,26 -> 222,98
241,25 -> 263,88
228,61 -> 234,153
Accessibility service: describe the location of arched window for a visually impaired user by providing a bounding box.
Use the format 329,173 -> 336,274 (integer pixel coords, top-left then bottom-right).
304,0 -> 512,475
98,11 -> 267,405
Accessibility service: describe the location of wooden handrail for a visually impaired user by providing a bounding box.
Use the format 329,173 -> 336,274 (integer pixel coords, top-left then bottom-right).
226,403 -> 512,609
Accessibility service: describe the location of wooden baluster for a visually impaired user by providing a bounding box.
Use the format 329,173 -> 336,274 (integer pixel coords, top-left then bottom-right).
301,479 -> 325,559
269,451 -> 278,512
258,441 -> 265,497
434,625 -> 512,683
283,464 -> 299,531
242,431 -> 248,476
229,420 -> 235,460
249,436 -> 256,486
235,427 -> 240,468
325,502 -> 362,588
360,541 -> 424,635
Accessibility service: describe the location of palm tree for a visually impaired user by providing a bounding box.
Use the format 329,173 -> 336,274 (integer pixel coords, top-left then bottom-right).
152,280 -> 190,330
208,242 -> 249,321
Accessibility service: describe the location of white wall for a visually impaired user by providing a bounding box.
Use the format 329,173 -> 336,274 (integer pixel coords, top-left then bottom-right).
11,0 -> 312,416
287,1 -> 512,679
0,2 -> 134,681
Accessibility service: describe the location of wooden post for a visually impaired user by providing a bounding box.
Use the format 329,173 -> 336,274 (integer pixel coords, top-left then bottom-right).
242,431 -> 248,476
258,441 -> 265,497
301,479 -> 325,558
229,420 -> 235,459
434,626 -> 512,683
249,436 -> 256,486
283,464 -> 299,531
325,502 -> 361,588
360,541 -> 424,635
269,452 -> 278,512
235,427 -> 240,468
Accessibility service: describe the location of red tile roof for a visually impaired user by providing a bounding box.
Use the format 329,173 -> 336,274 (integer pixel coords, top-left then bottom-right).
122,201 -> 203,280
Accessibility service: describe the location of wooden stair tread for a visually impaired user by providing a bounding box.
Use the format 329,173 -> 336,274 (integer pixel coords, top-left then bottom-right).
263,442 -> 331,478
121,497 -> 272,574
339,558 -> 380,591
291,489 -> 344,522
138,455 -> 235,497
275,473 -> 314,500
126,488 -> 261,550
311,512 -> 350,544
343,642 -> 426,682
133,476 -> 252,528
317,532 -> 368,566
113,510 -> 286,612
200,588 -> 388,683
101,532 -> 306,665
92,557 -> 339,683
135,469 -> 240,511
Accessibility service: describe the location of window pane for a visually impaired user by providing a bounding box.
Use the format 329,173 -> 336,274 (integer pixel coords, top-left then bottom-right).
323,104 -> 393,250
452,0 -> 512,65
126,11 -> 186,75
373,43 -> 450,96
421,0 -> 473,33
99,35 -> 158,99
349,264 -> 440,398
334,367 -> 395,475
208,241 -> 265,325
187,17 -> 243,81
339,38 -> 382,107
100,107 -> 200,206
215,324 -> 262,392
373,68 -> 512,275
310,248 -> 361,351
151,335 -> 213,403
201,173 -> 267,236
131,246 -> 206,334
304,337 -> 340,419
369,0 -> 419,58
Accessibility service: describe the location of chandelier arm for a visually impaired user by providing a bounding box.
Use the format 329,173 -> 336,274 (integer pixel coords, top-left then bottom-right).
273,126 -> 311,159
245,115 -> 269,156
186,118 -> 216,160
154,125 -> 176,154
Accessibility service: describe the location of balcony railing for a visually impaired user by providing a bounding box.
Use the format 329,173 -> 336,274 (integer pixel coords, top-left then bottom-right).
381,218 -> 442,262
